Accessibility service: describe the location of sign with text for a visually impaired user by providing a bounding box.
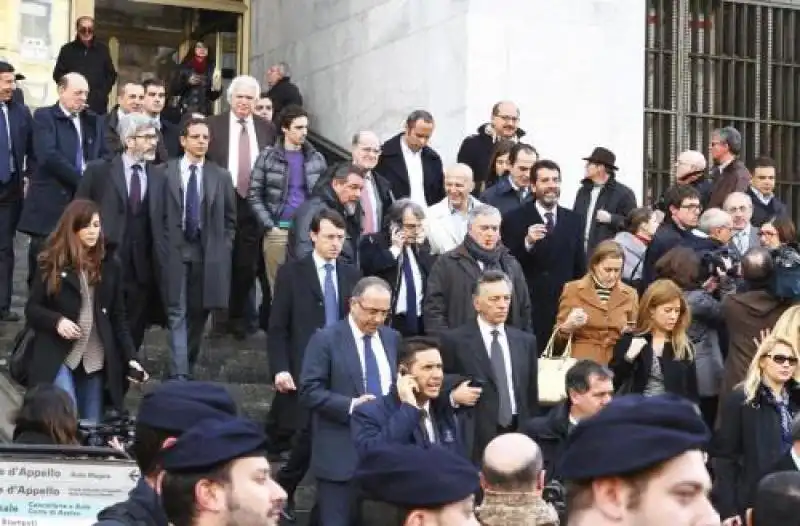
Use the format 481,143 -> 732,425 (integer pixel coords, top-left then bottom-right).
0,458 -> 139,525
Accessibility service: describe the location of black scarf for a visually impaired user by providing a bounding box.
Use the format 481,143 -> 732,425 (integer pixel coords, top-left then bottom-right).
463,236 -> 504,271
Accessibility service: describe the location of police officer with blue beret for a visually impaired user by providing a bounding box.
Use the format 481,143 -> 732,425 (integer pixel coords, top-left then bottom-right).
559,394 -> 719,526
93,381 -> 239,526
353,444 -> 481,525
160,417 -> 287,526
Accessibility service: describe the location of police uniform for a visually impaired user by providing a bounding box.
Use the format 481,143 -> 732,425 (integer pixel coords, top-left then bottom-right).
93,381 -> 238,526
354,444 -> 480,521
559,393 -> 711,480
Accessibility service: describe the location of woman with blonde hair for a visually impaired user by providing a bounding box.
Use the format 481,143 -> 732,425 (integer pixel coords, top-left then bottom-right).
713,336 -> 800,523
555,240 -> 638,365
610,279 -> 699,400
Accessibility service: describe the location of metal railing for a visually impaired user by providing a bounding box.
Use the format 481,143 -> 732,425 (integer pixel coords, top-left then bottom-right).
308,129 -> 351,167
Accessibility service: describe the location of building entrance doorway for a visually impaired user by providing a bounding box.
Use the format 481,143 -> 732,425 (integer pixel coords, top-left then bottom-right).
93,0 -> 245,114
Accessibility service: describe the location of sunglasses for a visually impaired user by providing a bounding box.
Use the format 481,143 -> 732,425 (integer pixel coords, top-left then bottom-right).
769,354 -> 799,366
78,26 -> 94,34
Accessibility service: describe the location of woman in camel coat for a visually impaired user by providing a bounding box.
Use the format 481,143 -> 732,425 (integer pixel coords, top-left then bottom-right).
554,240 -> 639,365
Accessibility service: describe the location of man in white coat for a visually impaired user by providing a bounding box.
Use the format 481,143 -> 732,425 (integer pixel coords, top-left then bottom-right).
424,163 -> 481,255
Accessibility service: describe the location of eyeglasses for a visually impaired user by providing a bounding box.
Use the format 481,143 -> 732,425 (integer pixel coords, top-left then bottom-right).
355,299 -> 390,318
725,206 -> 750,214
78,26 -> 94,34
769,354 -> 799,366
495,114 -> 519,123
135,134 -> 159,142
759,230 -> 777,238
358,146 -> 381,155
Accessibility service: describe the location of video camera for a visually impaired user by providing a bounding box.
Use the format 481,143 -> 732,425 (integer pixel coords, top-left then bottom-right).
542,479 -> 567,524
78,411 -> 137,451
700,246 -> 739,281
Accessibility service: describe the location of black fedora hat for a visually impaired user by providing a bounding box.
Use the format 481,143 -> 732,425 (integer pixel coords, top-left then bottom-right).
583,147 -> 618,171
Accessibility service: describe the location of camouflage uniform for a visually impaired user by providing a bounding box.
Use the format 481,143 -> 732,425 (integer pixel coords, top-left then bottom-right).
477,490 -> 560,526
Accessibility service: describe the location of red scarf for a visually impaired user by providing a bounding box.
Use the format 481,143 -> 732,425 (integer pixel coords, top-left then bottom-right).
190,56 -> 208,75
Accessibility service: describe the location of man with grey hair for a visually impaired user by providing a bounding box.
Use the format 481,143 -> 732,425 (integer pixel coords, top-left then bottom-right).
439,270 -> 538,463
205,74 -> 276,339
375,109 -> 445,207
724,191 -> 760,257
656,149 -> 712,212
360,198 -> 436,336
426,163 -> 481,255
300,275 -> 401,525
698,208 -> 734,247
265,61 -> 303,123
708,126 -> 751,208
348,130 -> 393,234
76,112 -> 165,351
424,203 -> 531,336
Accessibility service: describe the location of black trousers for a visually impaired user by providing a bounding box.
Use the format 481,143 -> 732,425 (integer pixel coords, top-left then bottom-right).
277,419 -> 312,498
0,200 -> 20,312
124,279 -> 151,351
228,195 -> 263,323
27,234 -> 46,290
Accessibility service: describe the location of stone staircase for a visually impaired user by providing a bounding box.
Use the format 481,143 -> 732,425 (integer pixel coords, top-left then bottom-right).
0,236 -> 315,525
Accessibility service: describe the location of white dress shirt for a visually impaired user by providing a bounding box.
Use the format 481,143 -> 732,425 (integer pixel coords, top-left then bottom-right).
226,112 -> 259,185
733,224 -> 753,254
388,245 -> 424,315
312,251 -> 338,299
792,447 -> 800,470
60,104 -> 84,171
401,137 -> 427,207
179,156 -> 204,227
348,316 -> 392,413
0,103 -> 13,173
476,316 -> 517,415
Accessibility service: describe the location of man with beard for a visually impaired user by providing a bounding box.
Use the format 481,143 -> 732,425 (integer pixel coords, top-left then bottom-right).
501,159 -> 585,353
288,163 -> 365,265
160,418 -> 287,526
77,113 -> 166,351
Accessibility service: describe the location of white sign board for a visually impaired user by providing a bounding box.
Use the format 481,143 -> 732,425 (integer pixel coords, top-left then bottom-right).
0,458 -> 139,525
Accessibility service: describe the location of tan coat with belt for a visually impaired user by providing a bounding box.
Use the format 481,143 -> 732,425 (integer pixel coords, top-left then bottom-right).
554,275 -> 639,365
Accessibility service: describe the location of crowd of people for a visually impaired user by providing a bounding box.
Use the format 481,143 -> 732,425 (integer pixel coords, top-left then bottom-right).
3,14 -> 800,526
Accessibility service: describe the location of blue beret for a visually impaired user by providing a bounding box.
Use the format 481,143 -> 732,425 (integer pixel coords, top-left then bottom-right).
161,417 -> 267,472
559,394 -> 710,480
354,445 -> 479,508
137,381 -> 237,433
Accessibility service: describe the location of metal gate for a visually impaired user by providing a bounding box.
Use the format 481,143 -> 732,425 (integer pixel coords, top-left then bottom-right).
644,0 -> 800,222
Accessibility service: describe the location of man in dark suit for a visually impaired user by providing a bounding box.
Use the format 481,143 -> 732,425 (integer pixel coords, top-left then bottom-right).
439,270 -> 539,465
102,82 -> 144,157
374,110 -> 444,207
18,72 -> 105,288
155,117 -> 236,380
76,113 -> 166,351
501,159 -> 586,353
359,198 -> 436,336
0,61 -> 34,322
300,276 -> 401,526
267,208 -> 360,520
351,336 -> 462,456
141,78 -> 180,162
206,75 -> 276,339
768,414 -> 800,475
708,126 -> 751,209
747,156 -> 786,227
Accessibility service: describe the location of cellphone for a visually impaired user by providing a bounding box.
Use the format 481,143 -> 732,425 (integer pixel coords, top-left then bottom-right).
399,365 -> 409,375
127,366 -> 146,383
468,378 -> 485,389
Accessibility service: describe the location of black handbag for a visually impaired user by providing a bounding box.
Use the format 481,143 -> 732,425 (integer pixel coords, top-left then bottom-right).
9,325 -> 34,387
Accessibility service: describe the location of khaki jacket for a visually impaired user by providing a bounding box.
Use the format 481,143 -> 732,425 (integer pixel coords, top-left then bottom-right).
555,275 -> 638,365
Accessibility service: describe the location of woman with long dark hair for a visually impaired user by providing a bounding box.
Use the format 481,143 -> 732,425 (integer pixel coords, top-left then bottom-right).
170,40 -> 221,117
24,199 -> 147,423
12,385 -> 79,445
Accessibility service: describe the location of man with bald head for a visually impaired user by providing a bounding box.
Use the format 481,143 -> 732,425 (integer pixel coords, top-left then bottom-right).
350,130 -> 393,234
478,433 -> 559,526
425,163 -> 481,255
458,101 -> 525,194
18,72 -> 106,286
103,82 -> 144,156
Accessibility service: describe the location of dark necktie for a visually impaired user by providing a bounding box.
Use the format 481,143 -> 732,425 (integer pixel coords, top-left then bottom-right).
129,164 -> 142,214
322,263 -> 338,327
236,119 -> 250,198
401,248 -> 419,334
73,116 -> 84,173
421,408 -> 437,444
363,335 -> 382,396
0,104 -> 10,183
544,211 -> 554,233
518,188 -> 527,203
490,329 -> 513,427
184,164 -> 201,241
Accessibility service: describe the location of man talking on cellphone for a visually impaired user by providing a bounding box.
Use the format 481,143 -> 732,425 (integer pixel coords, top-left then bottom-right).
350,336 -> 468,458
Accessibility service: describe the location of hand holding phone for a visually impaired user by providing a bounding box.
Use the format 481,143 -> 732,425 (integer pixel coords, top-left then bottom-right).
397,372 -> 419,406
